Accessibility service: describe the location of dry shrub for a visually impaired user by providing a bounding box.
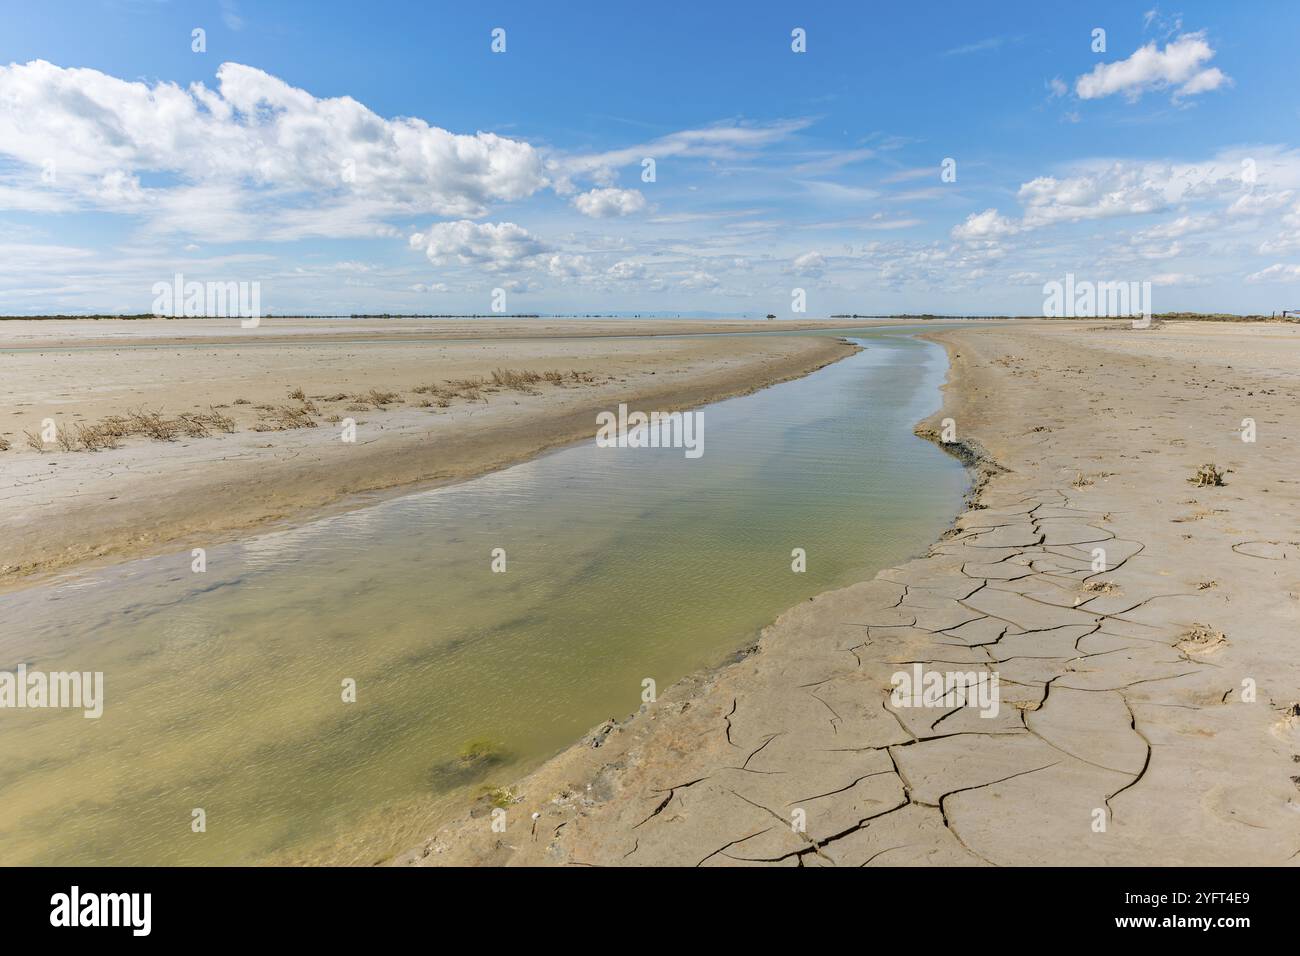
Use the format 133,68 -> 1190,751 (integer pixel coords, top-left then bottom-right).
55,424 -> 76,452
0,436 -> 9,451
1189,463 -> 1228,487
410,385 -> 456,407
203,407 -> 236,433
490,368 -> 543,390
74,422 -> 119,451
410,368 -> 594,409
290,395 -> 320,415
490,367 -> 599,393
176,415 -> 209,438
17,405 -> 237,453
127,407 -> 180,441
253,404 -> 318,431
450,382 -> 483,401
99,416 -> 134,439
422,379 -> 486,402
362,388 -> 400,405
288,387 -> 306,401
177,409 -> 237,437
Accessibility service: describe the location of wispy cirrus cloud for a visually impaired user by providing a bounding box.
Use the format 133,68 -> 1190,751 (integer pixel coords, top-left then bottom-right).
1246,263 -> 1300,283
550,118 -> 815,190
943,35 -> 1021,57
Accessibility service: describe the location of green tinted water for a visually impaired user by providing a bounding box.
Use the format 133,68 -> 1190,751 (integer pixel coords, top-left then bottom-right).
0,329 -> 966,864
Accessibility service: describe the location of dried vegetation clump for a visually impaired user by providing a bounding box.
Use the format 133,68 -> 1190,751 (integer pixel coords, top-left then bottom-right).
412,368 -> 596,407
1188,463 -> 1229,487
18,406 -> 237,452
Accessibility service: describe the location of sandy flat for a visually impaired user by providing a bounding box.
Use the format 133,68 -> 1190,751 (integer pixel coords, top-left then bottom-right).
0,317 -> 866,585
0,316 -> 888,348
404,320 -> 1300,867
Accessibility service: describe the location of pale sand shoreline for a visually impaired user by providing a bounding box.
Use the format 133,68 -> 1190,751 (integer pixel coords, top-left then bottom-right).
0,318 -> 871,588
403,320 -> 1300,867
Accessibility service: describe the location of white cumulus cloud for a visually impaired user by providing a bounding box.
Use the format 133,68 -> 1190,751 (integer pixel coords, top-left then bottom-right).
1074,33 -> 1230,102
606,260 -> 645,280
571,187 -> 647,218
0,60 -> 548,236
408,221 -> 548,272
790,251 -> 826,277
546,254 -> 598,278
680,271 -> 720,290
951,209 -> 1020,241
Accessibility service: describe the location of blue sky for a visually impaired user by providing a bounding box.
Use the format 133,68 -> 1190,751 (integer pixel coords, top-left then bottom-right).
1,0 -> 1298,316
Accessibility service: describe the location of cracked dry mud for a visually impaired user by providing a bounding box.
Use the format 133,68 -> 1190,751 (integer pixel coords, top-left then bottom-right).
405,322 -> 1300,867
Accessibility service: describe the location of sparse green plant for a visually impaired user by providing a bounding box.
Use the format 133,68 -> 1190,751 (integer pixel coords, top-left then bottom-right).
480,785 -> 515,809
457,738 -> 503,766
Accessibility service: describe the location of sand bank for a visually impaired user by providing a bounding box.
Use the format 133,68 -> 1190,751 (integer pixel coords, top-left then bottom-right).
0,318 -> 862,586
404,320 -> 1300,866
